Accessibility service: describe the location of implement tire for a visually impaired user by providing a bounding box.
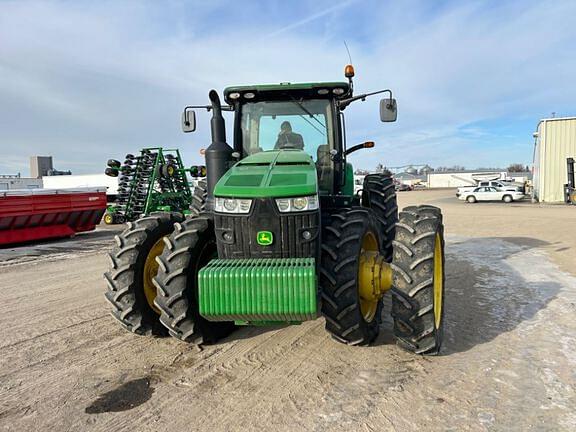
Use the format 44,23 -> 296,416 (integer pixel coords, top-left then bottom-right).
361,174 -> 398,261
104,212 -> 183,335
320,208 -> 383,346
391,205 -> 445,355
190,180 -> 207,215
103,212 -> 115,225
154,216 -> 236,344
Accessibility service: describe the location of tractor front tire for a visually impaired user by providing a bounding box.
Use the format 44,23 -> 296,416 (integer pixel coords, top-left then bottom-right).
320,208 -> 384,345
103,212 -> 183,335
154,216 -> 236,344
361,174 -> 398,261
391,205 -> 445,355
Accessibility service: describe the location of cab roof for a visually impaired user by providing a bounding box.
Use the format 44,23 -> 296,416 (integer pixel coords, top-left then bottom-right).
223,81 -> 350,104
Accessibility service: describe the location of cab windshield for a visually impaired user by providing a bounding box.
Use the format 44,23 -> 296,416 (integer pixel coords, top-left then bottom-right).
239,99 -> 334,161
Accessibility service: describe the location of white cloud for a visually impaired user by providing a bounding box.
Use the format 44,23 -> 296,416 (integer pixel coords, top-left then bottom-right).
0,0 -> 574,175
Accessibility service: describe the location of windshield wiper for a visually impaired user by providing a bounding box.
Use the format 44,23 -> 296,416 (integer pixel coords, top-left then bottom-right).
289,97 -> 326,136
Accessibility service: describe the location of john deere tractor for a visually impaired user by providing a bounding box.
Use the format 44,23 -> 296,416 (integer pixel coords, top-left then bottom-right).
104,65 -> 445,354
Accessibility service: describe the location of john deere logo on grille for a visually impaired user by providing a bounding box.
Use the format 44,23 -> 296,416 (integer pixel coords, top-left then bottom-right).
257,231 -> 273,246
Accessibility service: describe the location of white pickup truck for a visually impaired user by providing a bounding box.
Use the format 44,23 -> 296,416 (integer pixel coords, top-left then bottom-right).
456,180 -> 523,197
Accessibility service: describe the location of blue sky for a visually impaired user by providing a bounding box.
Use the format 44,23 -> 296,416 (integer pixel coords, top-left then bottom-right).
0,0 -> 575,175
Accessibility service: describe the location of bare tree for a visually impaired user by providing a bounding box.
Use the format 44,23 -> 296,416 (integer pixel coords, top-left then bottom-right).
507,163 -> 526,173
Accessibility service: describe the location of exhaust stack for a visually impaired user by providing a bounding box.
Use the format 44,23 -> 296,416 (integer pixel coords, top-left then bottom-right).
205,90 -> 233,210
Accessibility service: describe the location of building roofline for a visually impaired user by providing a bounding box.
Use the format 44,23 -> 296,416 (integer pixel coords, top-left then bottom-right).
539,116 -> 576,122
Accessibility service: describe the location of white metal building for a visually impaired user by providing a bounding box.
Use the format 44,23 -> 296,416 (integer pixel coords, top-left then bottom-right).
533,117 -> 576,203
0,176 -> 43,190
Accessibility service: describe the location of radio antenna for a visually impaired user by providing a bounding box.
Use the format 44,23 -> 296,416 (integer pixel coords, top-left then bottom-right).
343,40 -> 353,64
343,40 -> 355,94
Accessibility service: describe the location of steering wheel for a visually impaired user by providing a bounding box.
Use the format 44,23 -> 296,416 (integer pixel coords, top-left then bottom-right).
277,142 -> 298,150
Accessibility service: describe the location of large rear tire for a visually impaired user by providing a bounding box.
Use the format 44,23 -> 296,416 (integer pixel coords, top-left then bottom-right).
154,216 -> 236,344
361,174 -> 398,261
104,212 -> 183,335
190,180 -> 207,215
391,205 -> 445,355
320,208 -> 384,345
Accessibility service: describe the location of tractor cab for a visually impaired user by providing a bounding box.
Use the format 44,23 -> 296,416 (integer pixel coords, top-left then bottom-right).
183,68 -> 398,201
225,83 -> 344,194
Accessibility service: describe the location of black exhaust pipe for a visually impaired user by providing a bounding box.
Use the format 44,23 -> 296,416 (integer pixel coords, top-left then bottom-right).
205,90 -> 234,210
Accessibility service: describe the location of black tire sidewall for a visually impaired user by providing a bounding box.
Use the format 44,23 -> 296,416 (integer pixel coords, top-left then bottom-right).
320,208 -> 384,345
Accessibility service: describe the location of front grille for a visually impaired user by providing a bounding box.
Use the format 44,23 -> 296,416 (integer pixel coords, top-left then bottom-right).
214,198 -> 320,259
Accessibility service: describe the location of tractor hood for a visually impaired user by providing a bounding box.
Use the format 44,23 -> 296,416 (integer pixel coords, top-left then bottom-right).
213,150 -> 318,198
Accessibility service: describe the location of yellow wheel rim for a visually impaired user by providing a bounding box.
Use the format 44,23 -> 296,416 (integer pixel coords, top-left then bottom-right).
167,166 -> 175,176
433,232 -> 444,329
104,214 -> 113,224
358,231 -> 380,323
143,237 -> 165,314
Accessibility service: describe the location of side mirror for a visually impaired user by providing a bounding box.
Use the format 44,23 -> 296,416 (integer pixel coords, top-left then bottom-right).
182,109 -> 196,132
380,98 -> 397,122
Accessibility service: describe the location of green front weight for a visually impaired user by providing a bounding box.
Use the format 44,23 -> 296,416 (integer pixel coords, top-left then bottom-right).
198,258 -> 317,323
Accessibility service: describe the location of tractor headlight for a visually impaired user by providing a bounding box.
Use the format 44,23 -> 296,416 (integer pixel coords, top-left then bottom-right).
224,199 -> 237,212
215,197 -> 253,214
275,195 -> 319,213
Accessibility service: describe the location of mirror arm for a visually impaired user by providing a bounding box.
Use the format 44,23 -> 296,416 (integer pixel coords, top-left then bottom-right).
184,104 -> 234,113
338,89 -> 392,109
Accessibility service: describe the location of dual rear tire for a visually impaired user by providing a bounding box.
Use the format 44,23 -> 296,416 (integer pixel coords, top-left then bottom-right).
103,212 -> 235,343
319,204 -> 445,354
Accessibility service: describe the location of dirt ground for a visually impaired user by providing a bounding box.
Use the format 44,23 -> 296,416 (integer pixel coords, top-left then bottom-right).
1,189 -> 575,432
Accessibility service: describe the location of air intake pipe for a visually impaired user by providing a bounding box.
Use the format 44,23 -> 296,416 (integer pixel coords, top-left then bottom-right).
205,90 -> 234,210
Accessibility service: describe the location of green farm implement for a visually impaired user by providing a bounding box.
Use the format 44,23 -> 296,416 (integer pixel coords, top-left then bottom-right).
104,65 -> 446,354
103,147 -> 204,224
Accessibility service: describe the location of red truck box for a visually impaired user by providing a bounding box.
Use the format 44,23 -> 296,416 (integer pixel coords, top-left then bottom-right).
0,188 -> 107,245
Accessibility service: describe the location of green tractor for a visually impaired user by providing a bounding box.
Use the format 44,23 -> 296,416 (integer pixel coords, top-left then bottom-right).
104,65 -> 445,354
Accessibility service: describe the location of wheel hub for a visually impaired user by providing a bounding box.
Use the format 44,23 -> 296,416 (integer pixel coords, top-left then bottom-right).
358,232 -> 393,322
